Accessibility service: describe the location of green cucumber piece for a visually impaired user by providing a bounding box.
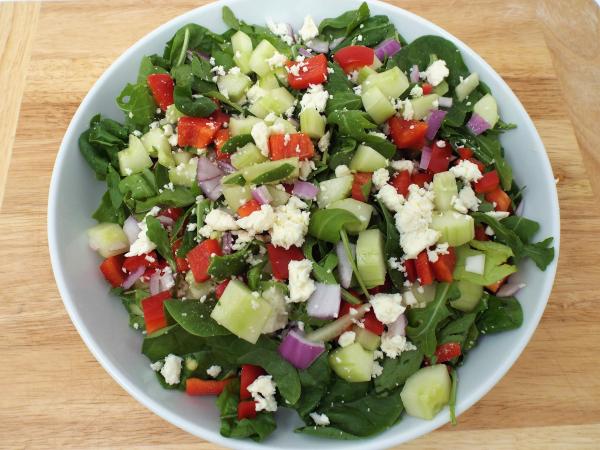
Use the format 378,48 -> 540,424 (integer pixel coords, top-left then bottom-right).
432,171 -> 458,211
361,67 -> 409,99
410,94 -> 440,120
269,117 -> 297,134
361,87 -> 395,124
140,128 -> 169,158
87,223 -> 129,258
210,279 -> 272,344
229,116 -> 263,136
248,87 -> 295,119
221,171 -> 246,186
356,229 -> 386,288
401,364 -> 451,420
316,175 -> 353,208
357,66 -> 376,84
241,157 -> 299,184
165,104 -> 185,124
217,72 -> 252,102
455,73 -> 479,102
184,271 -> 215,300
473,93 -> 499,128
300,108 -> 326,139
349,144 -> 388,172
231,30 -> 253,74
117,135 -> 153,176
259,73 -> 280,90
266,185 -> 290,206
451,279 -> 484,312
329,342 -> 374,383
173,151 -> 192,165
168,157 -> 198,187
353,326 -> 381,351
431,211 -> 475,247
222,184 -> 252,210
249,39 -> 278,77
406,282 -> 438,305
328,198 -> 373,233
231,143 -> 267,169
433,80 -> 449,96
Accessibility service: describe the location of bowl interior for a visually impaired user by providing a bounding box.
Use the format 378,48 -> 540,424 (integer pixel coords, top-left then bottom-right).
48,0 -> 560,448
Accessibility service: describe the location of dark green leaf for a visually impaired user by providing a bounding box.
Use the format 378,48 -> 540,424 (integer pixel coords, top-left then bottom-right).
118,170 -> 157,200
293,352 -> 331,417
173,85 -> 217,117
164,23 -> 225,67
361,134 -> 396,159
92,191 -> 127,225
377,200 -> 404,290
221,6 -> 240,29
145,216 -> 176,270
116,83 -> 156,127
477,294 -> 523,334
327,136 -> 357,170
325,92 -> 363,116
501,215 -> 540,243
295,426 -> 360,440
164,299 -> 230,337
332,16 -> 396,52
374,349 -> 423,395
137,55 -> 169,83
324,62 -> 354,94
319,2 -> 370,37
141,324 -> 206,362
308,209 -> 361,244
327,110 -> 376,137
220,134 -> 254,154
135,187 -> 197,212
106,165 -> 123,208
208,246 -> 251,280
79,130 -> 110,180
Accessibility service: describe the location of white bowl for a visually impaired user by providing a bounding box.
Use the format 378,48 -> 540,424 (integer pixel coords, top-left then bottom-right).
48,0 -> 560,448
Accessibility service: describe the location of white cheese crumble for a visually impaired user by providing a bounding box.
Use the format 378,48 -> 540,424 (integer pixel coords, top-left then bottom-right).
270,196 -> 310,249
317,131 -> 331,152
338,331 -> 356,348
236,204 -> 275,235
423,59 -> 449,86
247,84 -> 266,103
150,360 -> 163,372
370,293 -> 405,324
457,185 -> 480,212
160,354 -> 183,385
299,159 -> 316,180
465,254 -> 486,275
335,164 -> 352,178
299,15 -> 319,42
287,259 -> 315,303
206,365 -> 222,378
450,159 -> 483,183
401,99 -> 414,120
125,207 -> 161,256
266,18 -> 293,45
372,168 -> 390,189
376,184 -> 405,212
251,121 -> 271,157
247,375 -> 278,412
204,209 -> 239,231
410,85 -> 424,98
371,361 -> 383,378
390,159 -> 416,173
309,412 -> 330,426
267,52 -> 287,69
300,84 -> 329,113
380,333 -> 417,358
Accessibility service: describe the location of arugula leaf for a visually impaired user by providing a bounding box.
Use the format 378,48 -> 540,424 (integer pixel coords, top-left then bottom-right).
361,133 -> 396,159
308,209 -> 361,244
163,23 -> 225,67
247,257 -> 268,291
164,299 -> 230,337
327,136 -> 357,170
500,215 -> 540,243
407,282 -> 455,356
477,294 -> 523,334
116,82 -> 156,128
145,216 -> 176,270
374,349 -> 423,395
137,55 -> 169,83
79,130 -> 110,180
88,116 -> 129,149
325,92 -> 363,116
453,240 -> 517,286
141,324 -> 206,362
134,187 -> 197,212
106,165 -> 123,209
220,134 -> 254,154
208,245 -> 252,280
319,2 -> 370,38
438,311 -> 478,349
173,85 -> 217,117
377,200 -> 404,290
327,110 -> 377,137
324,62 -> 354,94
92,191 -> 127,225
204,90 -> 245,114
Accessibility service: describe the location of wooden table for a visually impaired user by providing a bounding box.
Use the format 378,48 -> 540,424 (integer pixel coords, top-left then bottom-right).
1,1 -> 599,448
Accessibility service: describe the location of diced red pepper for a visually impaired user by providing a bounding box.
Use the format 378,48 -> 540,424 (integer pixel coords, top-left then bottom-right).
411,171 -> 433,187
141,290 -> 172,334
178,117 -> 219,148
186,239 -> 222,282
427,141 -> 452,174
367,277 -> 391,295
266,244 -> 305,280
351,172 -> 372,202
213,128 -> 231,160
415,251 -> 434,286
467,157 -> 486,173
390,170 -> 411,197
404,259 -> 418,283
172,239 -> 190,273
186,378 -> 231,396
238,199 -> 262,218
99,255 -> 126,287
210,109 -> 230,129
237,400 -> 258,420
430,247 -> 456,283
486,276 -> 507,294
240,364 -> 265,400
457,147 -> 474,159
388,117 -> 428,150
474,170 -> 500,194
147,74 -> 174,111
333,45 -> 375,73
159,207 -> 184,221
122,251 -> 159,273
474,224 -> 489,241
339,302 -> 385,336
421,83 -> 433,95
485,187 -> 511,212
268,133 -> 315,160
215,279 -> 230,299
435,342 -> 462,363
286,54 -> 328,89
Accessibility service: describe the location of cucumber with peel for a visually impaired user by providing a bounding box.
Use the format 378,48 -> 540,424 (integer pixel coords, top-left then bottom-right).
231,143 -> 267,169
248,87 -> 295,118
361,67 -> 409,98
222,184 -> 252,210
168,157 -> 198,187
361,87 -> 395,124
118,135 -> 153,176
88,223 -> 129,258
353,325 -> 381,351
229,116 -> 263,136
231,30 -> 253,74
172,151 -> 192,165
300,108 -> 326,139
403,281 -> 438,306
451,279 -> 484,312
433,80 -> 449,96
350,144 -> 388,172
165,104 -> 185,124
140,128 -> 169,158
266,185 -> 290,206
356,229 -> 387,288
241,157 -> 300,184
431,211 -> 475,247
328,198 -> 373,233
316,175 -> 353,208
184,271 -> 215,300
432,171 -> 458,211
401,364 -> 451,419
455,73 -> 480,102
329,342 -> 374,383
259,73 -> 280,90
217,72 -> 252,102
269,117 -> 297,134
249,39 -> 278,77
357,66 -> 376,84
473,93 -> 499,128
410,94 -> 440,120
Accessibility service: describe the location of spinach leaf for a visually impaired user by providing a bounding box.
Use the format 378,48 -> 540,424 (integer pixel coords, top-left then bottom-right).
221,6 -> 240,29
327,136 -> 357,170
116,82 -> 156,128
327,110 -> 376,137
164,24 -> 225,67
134,187 -> 197,212
474,134 -> 512,190
477,294 -> 523,334
377,200 -> 404,290
190,54 -> 214,82
92,191 -> 127,225
325,92 -> 363,116
170,206 -> 194,243
173,85 -> 217,117
296,426 -> 360,440
407,282 -> 456,356
137,55 -> 169,83
164,299 -> 230,337
247,257 -> 268,291
145,216 -> 176,270
141,324 -> 206,362
220,134 -> 254,154
118,170 -> 157,200
438,312 -> 478,350
322,378 -> 371,404
293,352 -> 331,417
170,63 -> 194,88
237,349 -> 301,405
324,62 -> 354,94
106,165 -> 123,208
332,15 -> 396,51
308,209 -> 361,244
375,349 -> 423,395
208,245 -> 252,280
88,116 -> 129,149
79,130 -> 110,180
361,134 -> 396,159
205,334 -> 279,365
319,2 -> 370,38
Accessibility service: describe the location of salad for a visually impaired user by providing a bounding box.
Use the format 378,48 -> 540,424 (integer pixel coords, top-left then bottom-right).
82,3 -> 555,442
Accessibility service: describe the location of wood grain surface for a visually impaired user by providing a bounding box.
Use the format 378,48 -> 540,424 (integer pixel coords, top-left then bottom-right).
1,1 -> 599,449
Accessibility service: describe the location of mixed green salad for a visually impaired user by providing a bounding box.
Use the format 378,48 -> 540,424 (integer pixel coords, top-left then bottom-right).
82,3 -> 555,442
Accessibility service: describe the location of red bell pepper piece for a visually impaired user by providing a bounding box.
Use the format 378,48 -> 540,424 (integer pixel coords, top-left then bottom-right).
415,251 -> 434,286
339,302 -> 385,336
178,117 -> 219,148
467,157 -> 486,173
99,255 -> 126,287
147,74 -> 174,111
141,290 -> 172,334
390,170 -> 412,197
268,133 -> 315,160
411,171 -> 433,187
388,117 -> 428,150
486,276 -> 508,294
421,83 -> 433,95
351,172 -> 372,202
186,378 -> 231,396
457,147 -> 474,159
122,251 -> 159,273
404,259 -> 418,283
213,128 -> 230,160
430,247 -> 456,283
159,207 -> 184,221
474,170 -> 500,194
209,109 -> 230,129
240,364 -> 265,400
266,244 -> 305,280
172,239 -> 190,273
237,199 -> 262,218
186,239 -> 222,282
333,45 -> 375,73
434,342 -> 462,363
286,54 -> 328,89
215,279 -> 230,299
485,187 -> 511,212
427,141 -> 452,174
237,400 -> 258,420
474,224 -> 489,241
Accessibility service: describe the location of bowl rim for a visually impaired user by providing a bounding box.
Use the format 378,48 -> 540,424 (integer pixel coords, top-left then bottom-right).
48,0 -> 560,448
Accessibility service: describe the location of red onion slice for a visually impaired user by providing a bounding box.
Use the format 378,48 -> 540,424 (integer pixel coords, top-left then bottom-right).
305,303 -> 371,343
419,146 -> 432,170
496,282 -> 526,297
374,38 -> 402,61
515,199 -> 525,216
278,329 -> 325,370
121,266 -> 145,289
307,283 -> 341,319
425,110 -> 447,141
307,39 -> 329,54
292,180 -> 319,200
159,269 -> 175,291
252,185 -> 273,205
197,156 -> 224,182
222,232 -> 234,255
410,64 -> 420,83
157,215 -> 174,227
331,37 -> 344,49
335,241 -> 355,289
217,160 -> 235,174
387,314 -> 407,336
438,96 -> 453,108
123,216 -> 140,245
466,113 -> 491,135
199,176 -> 223,200
298,47 -> 312,58
149,272 -> 160,296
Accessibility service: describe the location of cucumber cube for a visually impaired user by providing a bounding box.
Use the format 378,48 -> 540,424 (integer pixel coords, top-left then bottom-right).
266,185 -> 290,206
231,143 -> 267,170
249,39 -> 278,77
172,151 -> 192,165
353,326 -> 381,351
241,157 -> 299,184
357,66 -> 376,84
401,364 -> 451,419
433,80 -> 449,96
300,108 -> 326,138
259,73 -> 280,90
349,144 -> 388,172
361,87 -> 395,124
229,116 -> 263,136
473,93 -> 499,128
231,30 -> 253,74
87,223 -> 129,258
328,198 -> 373,233
222,184 -> 252,210
217,72 -> 252,102
248,87 -> 296,118
168,157 -> 198,187
356,229 -> 386,288
362,67 -> 409,99
141,128 -> 175,168
455,73 -> 479,102
450,279 -> 484,312
431,211 -> 475,247
316,175 -> 353,208
432,171 -> 458,211
117,135 -> 153,176
329,342 -> 374,382
410,94 -> 440,120
165,104 -> 185,124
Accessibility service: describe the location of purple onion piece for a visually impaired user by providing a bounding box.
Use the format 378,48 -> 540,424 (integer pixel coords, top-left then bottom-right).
374,38 -> 402,61
438,96 -> 453,108
252,185 -> 273,205
121,266 -> 145,290
149,272 -> 160,296
307,283 -> 342,319
307,39 -> 329,54
387,314 -> 407,336
292,180 -> 319,200
222,232 -> 234,255
335,241 -> 354,289
425,109 -> 447,141
419,146 -> 432,170
410,64 -> 420,83
157,215 -> 175,227
278,329 -> 325,370
217,160 -> 235,174
199,176 -> 223,200
197,155 -> 224,182
466,113 -> 491,135
298,47 -> 312,58
496,281 -> 526,297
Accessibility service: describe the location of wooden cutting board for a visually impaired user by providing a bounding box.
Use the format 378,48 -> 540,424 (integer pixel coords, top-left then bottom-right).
1,1 -> 599,448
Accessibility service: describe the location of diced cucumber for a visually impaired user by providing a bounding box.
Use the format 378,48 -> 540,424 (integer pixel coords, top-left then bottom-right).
473,93 -> 499,128
328,198 -> 373,233
259,73 -> 280,90
357,66 -> 376,84
270,117 -> 297,134
229,116 -> 263,136
210,279 -> 272,344
168,157 -> 198,187
356,229 -> 386,288
87,223 -> 129,258
433,80 -> 449,96
404,282 -> 438,306
361,67 -> 409,99
349,144 -> 388,172
370,55 -> 383,70
231,30 -> 253,74
361,87 -> 395,124
401,364 -> 451,420
431,211 -> 475,247
217,72 -> 252,102
273,66 -> 289,86
316,175 -> 353,208
329,342 -> 374,383
231,143 -> 267,169
248,87 -> 296,118
118,135 -> 153,176
185,271 -> 215,299
222,184 -> 252,210
249,39 -> 278,77
261,284 -> 289,333
165,104 -> 185,124
141,128 -> 169,157
410,94 -> 440,120
241,157 -> 299,184
353,326 -> 381,351
266,185 -> 290,206
451,279 -> 484,312
173,151 -> 192,165
222,171 -> 246,186
455,73 -> 479,102
432,171 -> 458,211
300,108 -> 326,138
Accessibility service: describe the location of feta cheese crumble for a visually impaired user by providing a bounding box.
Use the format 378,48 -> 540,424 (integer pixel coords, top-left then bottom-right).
206,365 -> 222,378
299,15 -> 319,42
423,59 -> 449,86
247,375 -> 278,412
160,354 -> 183,385
309,412 -> 330,426
300,84 -> 329,113
335,164 -> 352,178
450,159 -> 483,183
376,184 -> 405,212
380,333 -> 417,358
371,361 -> 383,378
236,204 -> 275,235
125,207 -> 161,256
266,18 -> 294,45
372,168 -> 390,189
317,131 -> 331,152
370,293 -> 405,324
338,331 -> 356,348
251,121 -> 271,156
287,259 -> 315,303
270,196 -> 311,249
390,159 -> 416,173
204,209 -> 239,231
